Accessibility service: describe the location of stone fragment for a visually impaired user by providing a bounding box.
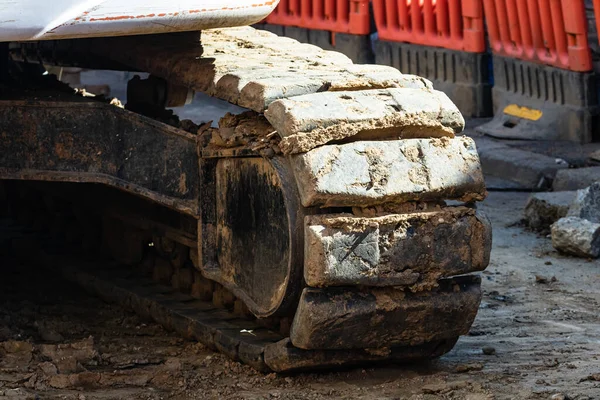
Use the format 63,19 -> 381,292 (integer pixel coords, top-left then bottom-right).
0,341 -> 33,370
39,337 -> 97,374
523,191 -> 576,232
37,361 -> 58,376
551,217 -> 600,258
553,166 -> 600,191
289,279 -> 481,350
291,137 -> 486,207
566,182 -> 600,223
265,88 -> 464,154
304,207 -> 491,288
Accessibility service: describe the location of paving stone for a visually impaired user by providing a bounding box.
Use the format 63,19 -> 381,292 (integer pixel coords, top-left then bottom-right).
304,207 -> 491,287
553,167 -> 600,191
289,278 -> 481,350
566,182 -> 600,223
551,217 -> 600,258
523,191 -> 576,232
290,137 -> 486,208
266,88 -> 464,154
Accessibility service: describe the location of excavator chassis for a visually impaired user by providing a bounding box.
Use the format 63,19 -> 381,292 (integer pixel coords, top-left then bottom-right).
0,27 -> 492,372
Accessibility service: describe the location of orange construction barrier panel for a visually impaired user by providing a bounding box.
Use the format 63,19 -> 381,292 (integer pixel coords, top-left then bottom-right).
483,0 -> 592,72
265,0 -> 371,35
372,0 -> 486,52
593,0 -> 600,46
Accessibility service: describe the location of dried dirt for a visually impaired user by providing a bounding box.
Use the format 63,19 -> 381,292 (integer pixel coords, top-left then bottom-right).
1,192 -> 599,400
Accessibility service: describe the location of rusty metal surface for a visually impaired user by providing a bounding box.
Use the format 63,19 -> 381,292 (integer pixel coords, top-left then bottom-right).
200,156 -> 306,318
0,99 -> 200,216
1,0 -> 278,41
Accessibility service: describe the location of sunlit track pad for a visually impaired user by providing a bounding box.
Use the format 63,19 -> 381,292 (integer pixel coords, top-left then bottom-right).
304,207 -> 491,288
291,137 -> 486,208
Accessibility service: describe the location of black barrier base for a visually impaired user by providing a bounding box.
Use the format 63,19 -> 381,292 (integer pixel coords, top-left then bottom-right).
477,56 -> 600,143
254,24 -> 374,64
374,40 -> 492,118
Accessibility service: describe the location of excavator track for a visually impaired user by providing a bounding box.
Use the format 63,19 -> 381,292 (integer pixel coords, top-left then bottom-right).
0,26 -> 492,372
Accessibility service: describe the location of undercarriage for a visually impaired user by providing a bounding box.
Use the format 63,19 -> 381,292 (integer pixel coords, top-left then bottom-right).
0,27 -> 492,372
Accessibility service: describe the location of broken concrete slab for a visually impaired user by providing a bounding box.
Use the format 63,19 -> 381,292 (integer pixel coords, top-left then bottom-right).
493,139 -> 600,168
472,136 -> 568,190
523,191 -> 576,232
483,175 -> 530,191
553,167 -> 600,191
289,278 -> 481,350
265,88 -> 464,154
551,217 -> 600,258
291,137 -> 486,208
304,207 -> 491,288
566,182 -> 600,223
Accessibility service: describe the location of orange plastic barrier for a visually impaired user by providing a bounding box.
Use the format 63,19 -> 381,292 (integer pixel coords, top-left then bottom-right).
265,0 -> 371,35
372,0 -> 485,52
483,0 -> 592,72
593,0 -> 600,46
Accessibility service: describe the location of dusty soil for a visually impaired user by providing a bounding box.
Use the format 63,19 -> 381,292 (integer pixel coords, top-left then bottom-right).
1,192 -> 599,400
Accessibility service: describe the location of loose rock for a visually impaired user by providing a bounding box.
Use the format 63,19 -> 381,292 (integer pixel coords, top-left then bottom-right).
455,363 -> 484,373
535,275 -> 557,284
0,341 -> 33,370
39,336 -> 97,374
523,191 -> 575,233
566,181 -> 600,223
551,217 -> 600,258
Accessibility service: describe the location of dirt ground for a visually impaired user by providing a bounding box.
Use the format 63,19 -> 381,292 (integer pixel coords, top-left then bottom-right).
1,192 -> 599,400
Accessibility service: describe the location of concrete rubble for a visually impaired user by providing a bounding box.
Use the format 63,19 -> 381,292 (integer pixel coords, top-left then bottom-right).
551,217 -> 600,258
553,166 -> 600,191
550,182 -> 600,258
566,182 -> 600,223
523,191 -> 575,233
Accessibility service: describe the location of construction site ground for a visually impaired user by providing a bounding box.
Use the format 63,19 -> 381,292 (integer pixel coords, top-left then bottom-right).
1,191 -> 599,400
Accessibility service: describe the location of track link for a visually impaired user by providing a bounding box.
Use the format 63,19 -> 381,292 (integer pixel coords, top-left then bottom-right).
2,181 -> 468,372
